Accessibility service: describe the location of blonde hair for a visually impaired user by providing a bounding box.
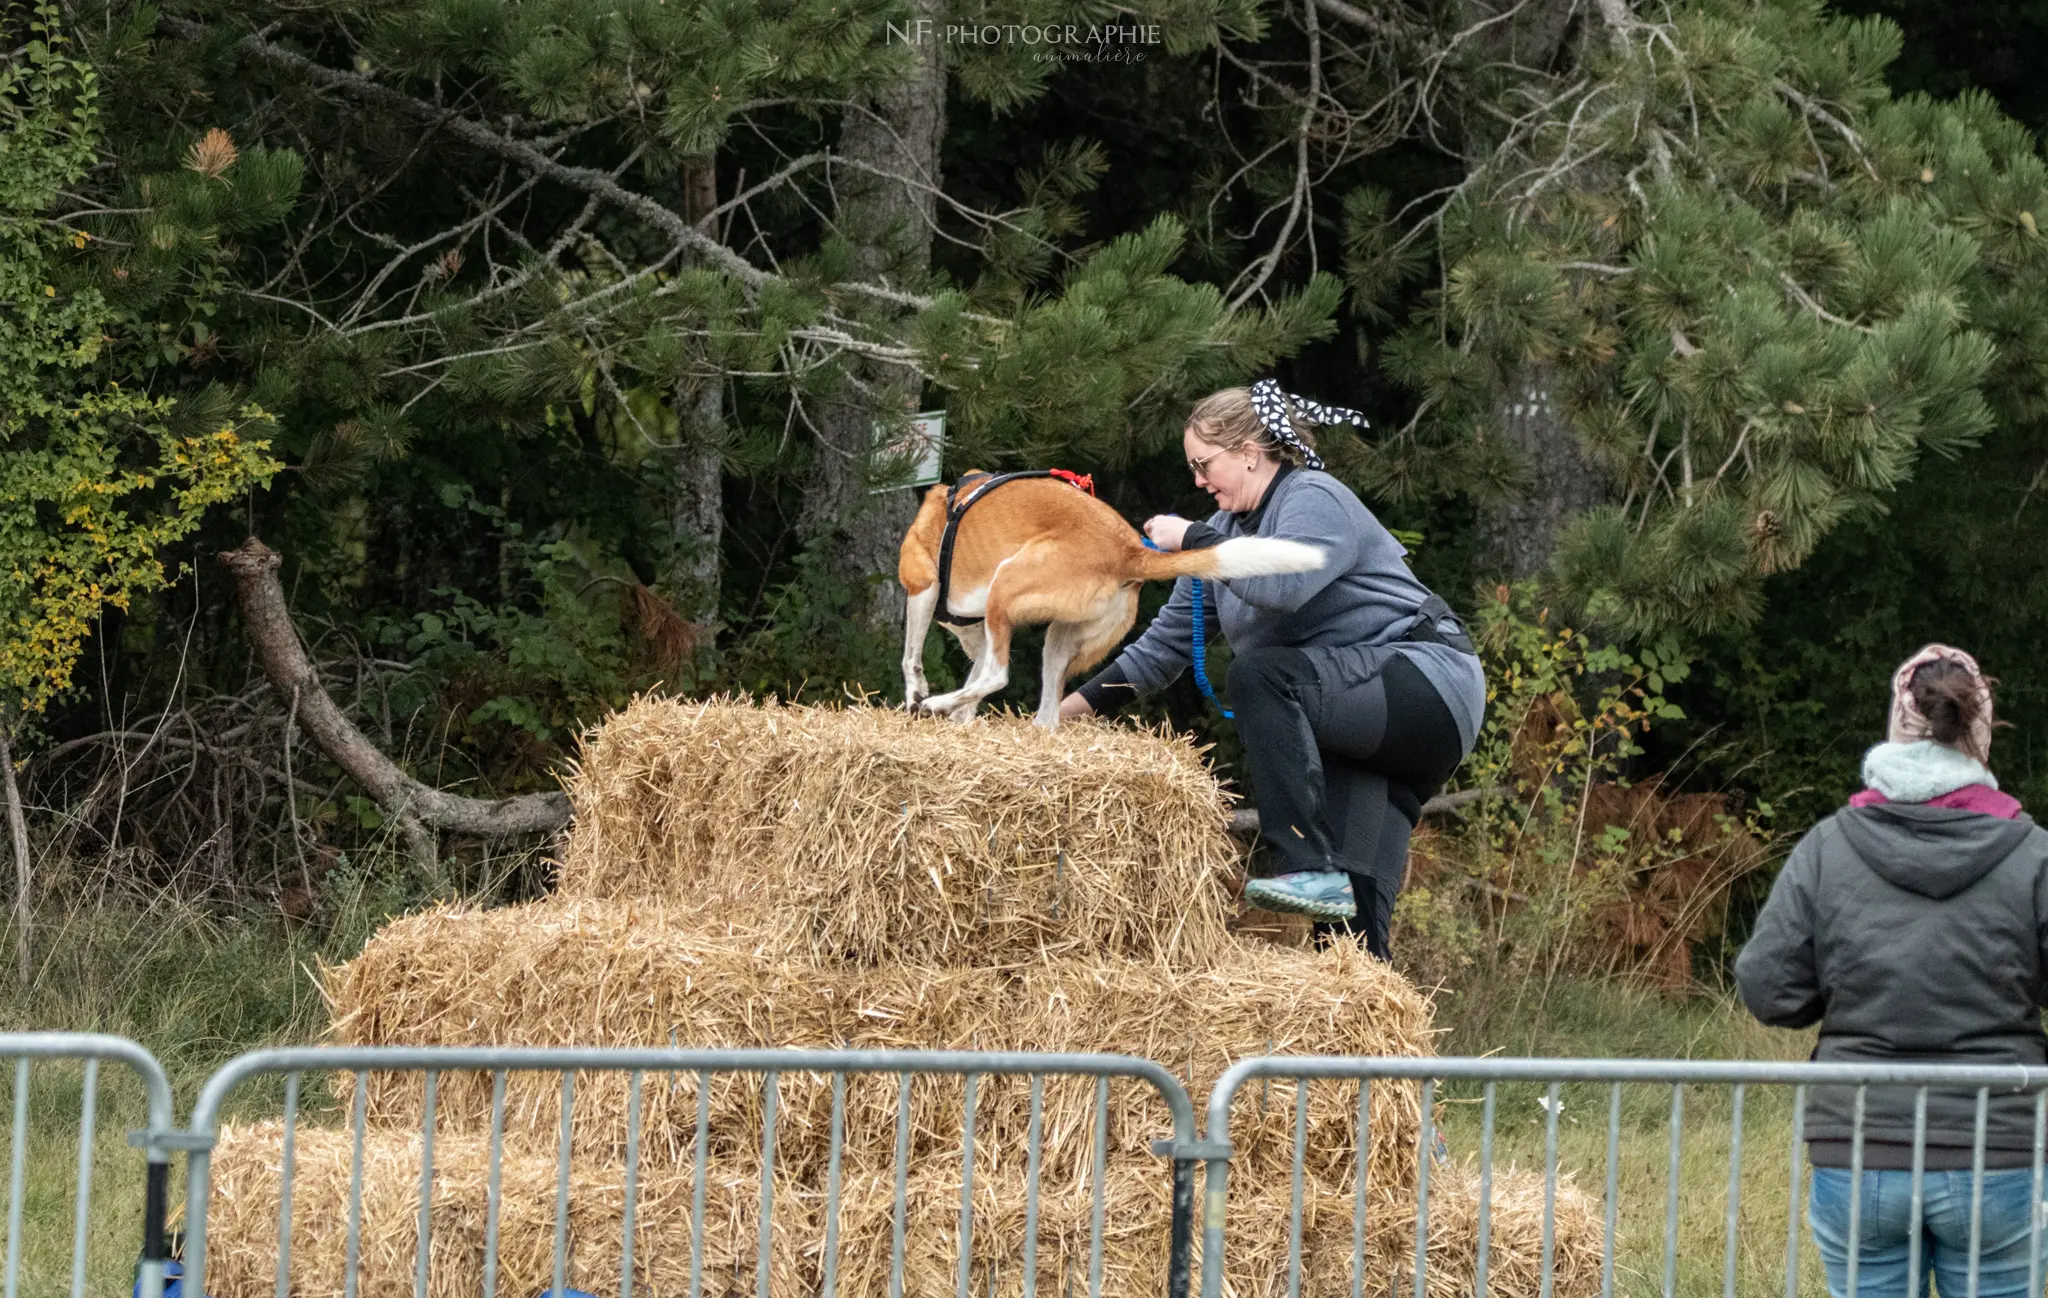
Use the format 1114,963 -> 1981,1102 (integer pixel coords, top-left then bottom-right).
1186,387 -> 1317,465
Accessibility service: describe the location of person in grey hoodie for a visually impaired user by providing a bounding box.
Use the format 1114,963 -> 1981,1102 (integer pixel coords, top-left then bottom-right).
1736,645 -> 2048,1298
1056,382 -> 1486,958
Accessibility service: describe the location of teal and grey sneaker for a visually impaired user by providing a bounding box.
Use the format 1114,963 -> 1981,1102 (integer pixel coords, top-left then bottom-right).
1241,870 -> 1356,920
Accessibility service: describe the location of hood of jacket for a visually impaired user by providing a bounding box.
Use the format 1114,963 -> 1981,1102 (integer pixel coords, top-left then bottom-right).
1861,740 -> 1998,803
1836,803 -> 2036,900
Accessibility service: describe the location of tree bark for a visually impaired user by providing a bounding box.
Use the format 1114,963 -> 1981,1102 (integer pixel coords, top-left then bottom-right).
668,380 -> 726,643
667,158 -> 726,646
797,0 -> 947,636
219,539 -> 572,856
1482,365 -> 1607,578
0,726 -> 30,983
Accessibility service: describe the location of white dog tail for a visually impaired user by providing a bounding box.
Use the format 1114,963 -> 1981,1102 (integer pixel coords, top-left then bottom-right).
1132,536 -> 1325,584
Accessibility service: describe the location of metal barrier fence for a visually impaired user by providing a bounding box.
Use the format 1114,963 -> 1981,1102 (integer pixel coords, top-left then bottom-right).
6,1037 -> 2048,1298
177,1047 -> 1201,1298
0,1033 -> 175,1298
1199,1057 -> 2048,1298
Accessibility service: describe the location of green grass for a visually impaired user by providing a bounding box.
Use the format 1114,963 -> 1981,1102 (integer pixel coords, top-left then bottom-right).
1422,979 -> 1829,1298
0,894 -> 327,1294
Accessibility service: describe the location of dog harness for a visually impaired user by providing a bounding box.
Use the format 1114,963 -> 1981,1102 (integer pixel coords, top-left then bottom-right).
933,470 -> 1088,628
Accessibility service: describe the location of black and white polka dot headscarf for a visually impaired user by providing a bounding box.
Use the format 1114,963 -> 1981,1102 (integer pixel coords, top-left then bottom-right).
1248,378 -> 1367,471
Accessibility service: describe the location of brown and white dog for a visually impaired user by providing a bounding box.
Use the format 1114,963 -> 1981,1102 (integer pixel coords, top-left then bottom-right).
897,474 -> 1325,727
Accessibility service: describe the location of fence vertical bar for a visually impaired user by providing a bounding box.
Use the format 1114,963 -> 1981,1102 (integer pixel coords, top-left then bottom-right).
1601,1083 -> 1620,1298
1088,1076 -> 1109,1298
622,1070 -> 644,1298
822,1072 -> 846,1298
1845,1086 -> 1867,1298
553,1072 -> 576,1298
1908,1088 -> 1928,1298
1541,1080 -> 1560,1298
2027,1090 -> 2046,1298
1662,1084 -> 1682,1298
1783,1086 -> 1805,1298
275,1071 -> 300,1298
689,1070 -> 711,1298
68,1058 -> 98,1298
958,1073 -> 980,1298
414,1070 -> 438,1298
1354,1080 -> 1376,1298
344,1070 -> 369,1298
1967,1087 -> 1989,1298
1722,1084 -> 1745,1298
3,1058 -> 25,1298
890,1074 -> 911,1298
1287,1077 -> 1309,1298
758,1072 -> 780,1298
481,1071 -> 507,1298
1411,1079 -> 1436,1298
1023,1076 -> 1045,1298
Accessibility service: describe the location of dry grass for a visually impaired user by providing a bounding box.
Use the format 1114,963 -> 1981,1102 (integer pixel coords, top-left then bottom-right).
326,898 -> 1437,1185
556,698 -> 1240,966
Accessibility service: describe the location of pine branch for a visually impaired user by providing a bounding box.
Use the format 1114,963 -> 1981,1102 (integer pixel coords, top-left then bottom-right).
1777,271 -> 1872,334
157,17 -> 971,321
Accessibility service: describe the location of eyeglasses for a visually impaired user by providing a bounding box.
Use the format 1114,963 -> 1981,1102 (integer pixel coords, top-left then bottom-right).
1187,449 -> 1229,478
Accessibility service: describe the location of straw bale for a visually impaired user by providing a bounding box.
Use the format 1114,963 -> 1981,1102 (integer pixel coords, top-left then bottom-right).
556,697 -> 1238,966
197,1122 -> 812,1298
327,899 -> 1436,1187
197,1126 -> 1601,1298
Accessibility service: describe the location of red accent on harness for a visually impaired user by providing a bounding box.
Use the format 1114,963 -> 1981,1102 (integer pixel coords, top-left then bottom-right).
1048,468 -> 1096,496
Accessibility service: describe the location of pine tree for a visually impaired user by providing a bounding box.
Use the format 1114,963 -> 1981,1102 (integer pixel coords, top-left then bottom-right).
1189,0 -> 2048,635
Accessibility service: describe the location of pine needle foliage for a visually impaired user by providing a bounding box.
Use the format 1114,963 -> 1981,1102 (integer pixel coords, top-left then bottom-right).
1349,0 -> 2048,633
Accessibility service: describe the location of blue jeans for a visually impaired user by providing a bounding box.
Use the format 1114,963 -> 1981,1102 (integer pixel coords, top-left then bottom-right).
1810,1167 -> 2046,1297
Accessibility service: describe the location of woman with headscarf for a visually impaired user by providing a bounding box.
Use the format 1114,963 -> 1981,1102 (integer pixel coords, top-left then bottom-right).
1057,381 -> 1487,959
1737,645 -> 2048,1298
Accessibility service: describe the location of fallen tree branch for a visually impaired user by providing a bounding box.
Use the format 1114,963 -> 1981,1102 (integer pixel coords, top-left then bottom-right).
1226,785 -> 1508,838
219,538 -> 571,848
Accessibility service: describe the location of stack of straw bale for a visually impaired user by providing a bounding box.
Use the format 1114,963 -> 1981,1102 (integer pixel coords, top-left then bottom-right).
205,698 -> 1603,1296
556,698 -> 1240,965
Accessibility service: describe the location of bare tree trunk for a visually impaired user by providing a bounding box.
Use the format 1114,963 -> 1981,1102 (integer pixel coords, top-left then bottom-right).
1482,365 -> 1607,578
0,726 -> 30,984
668,380 -> 725,642
667,159 -> 726,647
798,0 -> 947,636
220,539 -> 571,844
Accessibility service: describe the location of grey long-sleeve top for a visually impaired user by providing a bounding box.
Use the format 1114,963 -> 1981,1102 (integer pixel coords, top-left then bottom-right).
1090,466 -> 1485,750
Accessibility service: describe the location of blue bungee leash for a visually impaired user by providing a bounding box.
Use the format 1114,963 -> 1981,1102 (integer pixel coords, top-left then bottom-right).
1142,537 -> 1233,720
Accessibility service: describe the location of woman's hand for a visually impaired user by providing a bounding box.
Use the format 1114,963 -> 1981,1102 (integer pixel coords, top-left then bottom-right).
1059,692 -> 1095,720
1143,515 -> 1193,552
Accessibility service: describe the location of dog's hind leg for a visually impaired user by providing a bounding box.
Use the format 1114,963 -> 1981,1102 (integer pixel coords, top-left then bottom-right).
923,622 -> 986,721
1035,621 -> 1087,729
919,611 -> 1011,724
901,584 -> 939,707
1036,590 -> 1140,728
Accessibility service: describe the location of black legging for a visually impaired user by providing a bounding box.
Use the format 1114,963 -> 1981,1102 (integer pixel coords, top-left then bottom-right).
1226,646 -> 1466,959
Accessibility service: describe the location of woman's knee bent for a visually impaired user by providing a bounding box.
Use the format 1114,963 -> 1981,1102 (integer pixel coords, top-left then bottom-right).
1226,646 -> 1315,703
